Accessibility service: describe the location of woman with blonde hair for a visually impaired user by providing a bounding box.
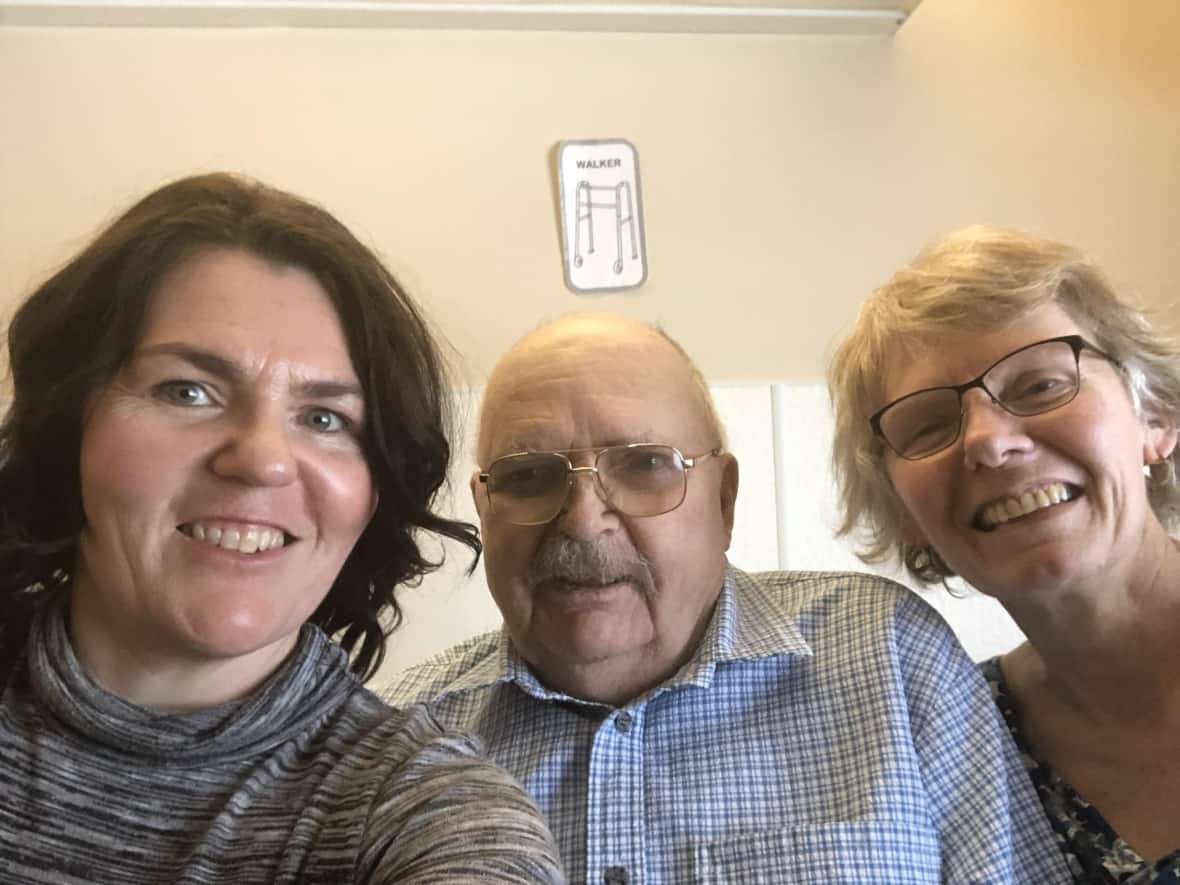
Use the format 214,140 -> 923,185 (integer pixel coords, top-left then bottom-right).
829,225 -> 1180,882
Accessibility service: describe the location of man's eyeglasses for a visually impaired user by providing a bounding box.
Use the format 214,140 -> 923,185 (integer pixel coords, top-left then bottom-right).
870,334 -> 1118,461
478,443 -> 722,526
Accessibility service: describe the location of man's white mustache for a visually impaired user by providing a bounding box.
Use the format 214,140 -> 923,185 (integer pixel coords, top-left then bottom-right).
526,535 -> 655,596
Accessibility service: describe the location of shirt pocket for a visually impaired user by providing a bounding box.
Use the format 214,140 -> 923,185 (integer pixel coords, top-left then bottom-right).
693,820 -> 941,884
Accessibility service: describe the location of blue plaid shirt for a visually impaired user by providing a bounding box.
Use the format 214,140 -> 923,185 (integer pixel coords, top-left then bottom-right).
386,568 -> 1070,884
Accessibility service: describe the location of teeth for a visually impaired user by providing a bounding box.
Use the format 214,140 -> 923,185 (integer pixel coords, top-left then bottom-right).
980,483 -> 1075,530
183,521 -> 287,554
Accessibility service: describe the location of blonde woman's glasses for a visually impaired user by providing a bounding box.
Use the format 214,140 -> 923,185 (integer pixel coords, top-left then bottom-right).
870,334 -> 1117,460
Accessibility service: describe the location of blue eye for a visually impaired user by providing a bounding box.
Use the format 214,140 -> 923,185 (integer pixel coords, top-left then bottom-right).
154,381 -> 212,407
303,407 -> 350,434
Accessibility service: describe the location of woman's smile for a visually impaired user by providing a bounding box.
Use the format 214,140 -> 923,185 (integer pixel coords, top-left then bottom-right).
975,482 -> 1080,531
179,521 -> 293,554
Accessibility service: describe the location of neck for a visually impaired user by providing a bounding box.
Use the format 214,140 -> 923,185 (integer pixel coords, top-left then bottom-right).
1002,532 -> 1180,722
68,590 -> 298,712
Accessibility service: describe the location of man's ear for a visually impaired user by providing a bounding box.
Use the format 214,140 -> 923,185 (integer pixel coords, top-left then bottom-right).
1143,411 -> 1178,467
719,454 -> 739,550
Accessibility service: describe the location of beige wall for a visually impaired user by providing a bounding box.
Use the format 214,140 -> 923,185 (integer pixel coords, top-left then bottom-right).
2,0 -> 1177,388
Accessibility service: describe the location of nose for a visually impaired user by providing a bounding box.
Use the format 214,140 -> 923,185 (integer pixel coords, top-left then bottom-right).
210,406 -> 298,487
553,466 -> 619,538
959,389 -> 1034,470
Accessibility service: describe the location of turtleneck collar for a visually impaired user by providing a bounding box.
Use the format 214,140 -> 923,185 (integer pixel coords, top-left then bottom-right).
27,592 -> 361,766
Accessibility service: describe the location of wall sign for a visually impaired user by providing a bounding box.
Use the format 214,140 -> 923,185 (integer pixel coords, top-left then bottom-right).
557,138 -> 647,293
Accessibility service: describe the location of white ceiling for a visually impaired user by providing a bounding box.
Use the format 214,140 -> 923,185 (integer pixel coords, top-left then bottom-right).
0,0 -> 923,34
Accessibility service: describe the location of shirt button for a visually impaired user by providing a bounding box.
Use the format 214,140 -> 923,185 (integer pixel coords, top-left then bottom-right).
614,712 -> 633,733
604,866 -> 629,884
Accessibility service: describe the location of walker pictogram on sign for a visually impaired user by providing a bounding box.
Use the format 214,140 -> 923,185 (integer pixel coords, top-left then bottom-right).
558,139 -> 647,293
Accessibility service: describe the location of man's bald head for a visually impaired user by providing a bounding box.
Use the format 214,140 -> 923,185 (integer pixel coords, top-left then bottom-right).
477,314 -> 726,466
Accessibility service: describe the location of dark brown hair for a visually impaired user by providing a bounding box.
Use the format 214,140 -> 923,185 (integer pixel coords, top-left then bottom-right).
0,172 -> 478,681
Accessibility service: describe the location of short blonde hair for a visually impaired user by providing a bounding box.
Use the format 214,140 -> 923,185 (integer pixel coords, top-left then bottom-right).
828,225 -> 1180,584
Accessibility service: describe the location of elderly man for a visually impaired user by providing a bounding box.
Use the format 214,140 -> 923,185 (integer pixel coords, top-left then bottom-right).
387,314 -> 1068,884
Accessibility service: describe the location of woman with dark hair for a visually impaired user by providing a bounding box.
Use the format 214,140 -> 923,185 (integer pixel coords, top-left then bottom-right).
0,173 -> 563,883
829,225 -> 1180,882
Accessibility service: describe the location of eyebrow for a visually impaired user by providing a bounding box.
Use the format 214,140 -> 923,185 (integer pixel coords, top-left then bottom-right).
133,343 -> 365,400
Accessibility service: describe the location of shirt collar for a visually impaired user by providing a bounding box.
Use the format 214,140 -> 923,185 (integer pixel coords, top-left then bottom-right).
717,565 -> 813,661
662,565 -> 812,692
426,628 -> 519,698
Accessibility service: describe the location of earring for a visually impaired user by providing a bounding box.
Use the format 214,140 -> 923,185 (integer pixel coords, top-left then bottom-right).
1149,456 -> 1177,488
925,545 -> 951,575
907,543 -> 952,580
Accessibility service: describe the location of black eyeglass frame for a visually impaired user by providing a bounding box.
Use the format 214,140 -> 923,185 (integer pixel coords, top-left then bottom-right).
869,334 -> 1118,461
477,443 -> 723,526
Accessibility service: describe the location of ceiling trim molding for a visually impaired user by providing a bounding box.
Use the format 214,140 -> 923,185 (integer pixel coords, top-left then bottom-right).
0,1 -> 916,34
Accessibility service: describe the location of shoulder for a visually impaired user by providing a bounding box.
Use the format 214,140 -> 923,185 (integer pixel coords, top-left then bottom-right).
321,700 -> 520,821
735,568 -> 965,679
738,567 -> 940,631
357,704 -> 564,883
363,701 -> 489,775
381,630 -> 504,708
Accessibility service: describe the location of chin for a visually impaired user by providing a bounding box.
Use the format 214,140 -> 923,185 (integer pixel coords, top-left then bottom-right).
564,629 -> 647,665
973,556 -> 1086,599
182,608 -> 303,661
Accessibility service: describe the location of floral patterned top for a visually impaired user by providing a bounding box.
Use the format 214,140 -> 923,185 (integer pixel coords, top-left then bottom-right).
982,657 -> 1180,884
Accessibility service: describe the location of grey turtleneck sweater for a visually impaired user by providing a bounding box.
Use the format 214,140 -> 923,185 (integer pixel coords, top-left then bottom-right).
0,597 -> 564,884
